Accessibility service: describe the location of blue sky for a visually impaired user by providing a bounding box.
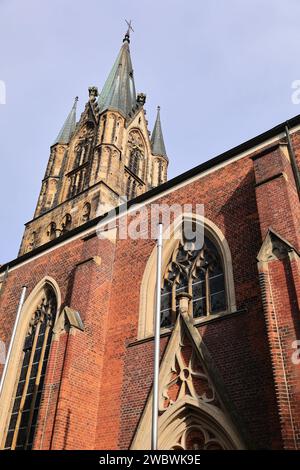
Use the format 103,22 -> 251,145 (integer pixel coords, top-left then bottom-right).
0,0 -> 300,263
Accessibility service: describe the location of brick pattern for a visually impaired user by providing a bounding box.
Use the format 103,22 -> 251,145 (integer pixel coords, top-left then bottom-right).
253,143 -> 300,250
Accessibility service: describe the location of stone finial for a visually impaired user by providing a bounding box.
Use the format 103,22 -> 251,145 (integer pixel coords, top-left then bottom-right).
137,93 -> 146,105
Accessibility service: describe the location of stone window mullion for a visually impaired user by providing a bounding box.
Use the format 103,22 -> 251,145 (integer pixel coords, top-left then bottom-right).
23,319 -> 51,449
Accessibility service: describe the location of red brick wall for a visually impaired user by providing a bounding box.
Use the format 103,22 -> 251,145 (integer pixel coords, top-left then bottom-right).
258,257 -> 300,449
252,135 -> 300,449
94,152 -> 280,449
1,129 -> 300,449
252,143 -> 300,250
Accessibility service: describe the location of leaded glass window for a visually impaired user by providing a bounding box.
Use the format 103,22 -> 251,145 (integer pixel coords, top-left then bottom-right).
161,235 -> 226,328
4,286 -> 57,450
74,139 -> 91,168
126,176 -> 137,200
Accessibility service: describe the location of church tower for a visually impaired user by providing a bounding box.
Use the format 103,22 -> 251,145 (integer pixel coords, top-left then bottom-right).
19,26 -> 168,256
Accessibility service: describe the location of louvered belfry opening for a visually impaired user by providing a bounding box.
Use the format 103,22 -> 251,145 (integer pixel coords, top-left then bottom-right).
161,232 -> 226,328
4,286 -> 57,450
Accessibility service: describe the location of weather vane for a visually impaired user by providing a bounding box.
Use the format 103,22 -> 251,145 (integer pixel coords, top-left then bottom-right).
124,19 -> 134,42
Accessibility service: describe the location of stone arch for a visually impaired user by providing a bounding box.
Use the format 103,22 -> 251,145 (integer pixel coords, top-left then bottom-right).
138,213 -> 236,339
0,277 -> 61,448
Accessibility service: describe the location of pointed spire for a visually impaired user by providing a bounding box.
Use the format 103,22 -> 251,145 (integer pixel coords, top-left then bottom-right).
98,29 -> 137,118
151,106 -> 168,159
53,97 -> 78,145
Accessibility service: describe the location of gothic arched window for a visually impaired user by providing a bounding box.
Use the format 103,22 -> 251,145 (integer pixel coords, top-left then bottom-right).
129,148 -> 141,175
157,160 -> 165,185
4,285 -> 58,450
131,180 -> 137,199
161,234 -> 226,328
82,202 -> 91,223
158,160 -> 162,185
28,232 -> 37,252
126,176 -> 138,200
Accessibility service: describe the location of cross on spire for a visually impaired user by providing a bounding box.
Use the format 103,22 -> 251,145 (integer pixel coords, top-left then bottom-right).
126,19 -> 134,34
123,19 -> 134,43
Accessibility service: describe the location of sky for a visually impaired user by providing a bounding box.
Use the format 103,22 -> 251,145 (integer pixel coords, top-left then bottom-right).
0,0 -> 300,263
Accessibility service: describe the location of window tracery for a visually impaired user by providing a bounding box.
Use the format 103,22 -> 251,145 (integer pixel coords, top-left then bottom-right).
132,311 -> 242,450
82,202 -> 91,223
126,175 -> 138,200
172,425 -> 225,450
161,233 -> 226,328
4,286 -> 57,450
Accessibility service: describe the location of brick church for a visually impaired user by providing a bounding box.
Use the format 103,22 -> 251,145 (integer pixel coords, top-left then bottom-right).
0,26 -> 300,450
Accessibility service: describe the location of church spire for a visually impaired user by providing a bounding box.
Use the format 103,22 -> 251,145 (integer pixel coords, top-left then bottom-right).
53,97 -> 78,145
98,24 -> 137,118
151,106 -> 167,158
19,29 -> 168,257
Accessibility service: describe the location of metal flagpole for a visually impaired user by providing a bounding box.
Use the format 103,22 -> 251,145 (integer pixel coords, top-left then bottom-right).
0,286 -> 27,397
151,222 -> 163,450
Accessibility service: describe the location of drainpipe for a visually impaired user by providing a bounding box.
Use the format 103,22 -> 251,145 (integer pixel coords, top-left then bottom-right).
0,286 -> 27,397
284,124 -> 300,200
